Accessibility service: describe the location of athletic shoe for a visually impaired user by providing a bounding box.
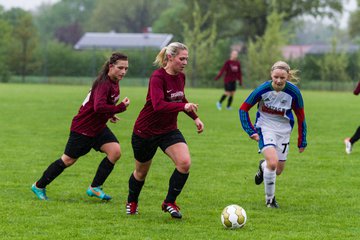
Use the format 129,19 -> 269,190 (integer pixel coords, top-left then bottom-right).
344,138 -> 352,154
216,102 -> 222,110
126,202 -> 138,215
162,202 -> 182,219
86,186 -> 112,201
255,159 -> 265,185
266,196 -> 279,208
226,106 -> 233,110
31,183 -> 48,200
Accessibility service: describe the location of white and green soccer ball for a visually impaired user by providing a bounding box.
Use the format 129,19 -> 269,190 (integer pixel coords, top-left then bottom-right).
221,204 -> 247,229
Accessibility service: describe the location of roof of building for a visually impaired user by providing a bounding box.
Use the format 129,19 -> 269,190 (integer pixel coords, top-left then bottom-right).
74,32 -> 173,50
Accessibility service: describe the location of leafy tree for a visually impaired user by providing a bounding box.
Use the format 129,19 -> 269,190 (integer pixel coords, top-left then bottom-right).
182,1 -> 217,86
349,0 -> 360,39
154,0 -> 342,43
3,9 -> 38,82
34,0 -> 96,43
0,15 -> 12,82
246,11 -> 289,86
89,0 -> 172,33
317,38 -> 350,88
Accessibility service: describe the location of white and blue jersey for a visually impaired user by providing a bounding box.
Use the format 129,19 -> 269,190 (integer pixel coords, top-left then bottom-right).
239,81 -> 307,149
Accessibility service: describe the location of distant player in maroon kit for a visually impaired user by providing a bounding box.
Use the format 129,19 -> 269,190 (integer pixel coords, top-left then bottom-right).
126,42 -> 204,219
31,52 -> 130,201
344,80 -> 360,154
215,50 -> 242,110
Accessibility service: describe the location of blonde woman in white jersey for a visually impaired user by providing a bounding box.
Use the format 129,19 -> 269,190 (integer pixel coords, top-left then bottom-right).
239,61 -> 307,208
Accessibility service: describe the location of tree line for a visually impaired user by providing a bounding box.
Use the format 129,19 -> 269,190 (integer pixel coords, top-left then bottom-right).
1,0 -> 360,88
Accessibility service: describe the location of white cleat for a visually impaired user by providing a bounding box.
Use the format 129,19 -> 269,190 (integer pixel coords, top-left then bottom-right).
216,102 -> 222,110
344,138 -> 352,154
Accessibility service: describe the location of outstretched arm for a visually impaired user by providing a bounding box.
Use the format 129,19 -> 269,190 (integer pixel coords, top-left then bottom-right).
354,81 -> 360,95
215,61 -> 227,81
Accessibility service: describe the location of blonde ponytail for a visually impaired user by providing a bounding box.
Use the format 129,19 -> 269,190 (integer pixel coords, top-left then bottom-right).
153,42 -> 188,68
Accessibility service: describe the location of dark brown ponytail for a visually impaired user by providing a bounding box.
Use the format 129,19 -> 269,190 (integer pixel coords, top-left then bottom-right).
92,52 -> 128,89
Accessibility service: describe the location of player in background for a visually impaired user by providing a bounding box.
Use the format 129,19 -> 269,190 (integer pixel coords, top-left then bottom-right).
215,50 -> 243,110
239,61 -> 307,208
344,80 -> 360,154
126,42 -> 204,219
31,53 -> 130,201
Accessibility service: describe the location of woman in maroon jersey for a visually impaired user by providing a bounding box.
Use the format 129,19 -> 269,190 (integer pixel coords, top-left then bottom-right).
344,80 -> 360,154
126,42 -> 204,219
215,50 -> 243,110
31,52 -> 130,201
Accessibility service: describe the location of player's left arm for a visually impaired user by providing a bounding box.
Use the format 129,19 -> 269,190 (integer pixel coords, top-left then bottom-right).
93,83 -> 127,114
292,90 -> 307,151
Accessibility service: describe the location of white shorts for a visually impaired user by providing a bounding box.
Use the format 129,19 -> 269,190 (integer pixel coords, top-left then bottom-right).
257,128 -> 290,161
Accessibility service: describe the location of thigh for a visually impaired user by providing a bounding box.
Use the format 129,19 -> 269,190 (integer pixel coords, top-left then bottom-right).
164,142 -> 191,164
257,128 -> 277,152
131,133 -> 159,163
94,127 -> 119,152
64,131 -> 93,159
274,133 -> 290,161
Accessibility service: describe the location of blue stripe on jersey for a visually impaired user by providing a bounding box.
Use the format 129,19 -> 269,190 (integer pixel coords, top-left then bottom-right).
239,81 -> 272,137
244,81 -> 272,105
283,82 -> 304,108
239,109 -> 257,136
285,109 -> 294,128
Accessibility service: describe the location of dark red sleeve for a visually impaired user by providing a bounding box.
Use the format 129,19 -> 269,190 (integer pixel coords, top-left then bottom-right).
150,75 -> 186,113
237,61 -> 242,85
182,96 -> 198,120
354,81 -> 360,95
93,83 -> 126,114
215,61 -> 227,81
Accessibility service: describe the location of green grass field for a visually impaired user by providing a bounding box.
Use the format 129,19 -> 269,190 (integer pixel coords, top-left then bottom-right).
0,83 -> 359,239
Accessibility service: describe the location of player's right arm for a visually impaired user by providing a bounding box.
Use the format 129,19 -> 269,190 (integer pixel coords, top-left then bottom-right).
239,83 -> 267,138
214,61 -> 227,81
150,75 -> 186,113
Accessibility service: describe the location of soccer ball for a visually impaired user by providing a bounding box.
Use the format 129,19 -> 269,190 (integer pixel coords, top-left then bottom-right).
221,204 -> 247,229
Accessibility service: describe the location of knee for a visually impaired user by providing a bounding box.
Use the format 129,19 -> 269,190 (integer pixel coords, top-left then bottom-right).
176,157 -> 191,173
134,169 -> 148,181
276,169 -> 283,176
61,155 -> 76,167
266,160 -> 277,171
108,147 -> 121,164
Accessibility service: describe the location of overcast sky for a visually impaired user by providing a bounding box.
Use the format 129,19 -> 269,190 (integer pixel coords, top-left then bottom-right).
0,0 -> 357,28
0,0 -> 59,11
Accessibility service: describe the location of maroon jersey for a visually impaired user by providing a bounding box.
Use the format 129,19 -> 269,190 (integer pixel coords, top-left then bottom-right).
215,60 -> 242,85
354,81 -> 360,95
70,76 -> 126,137
134,68 -> 198,138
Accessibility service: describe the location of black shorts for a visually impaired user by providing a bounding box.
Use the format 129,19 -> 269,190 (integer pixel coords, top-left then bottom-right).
64,127 -> 119,159
132,129 -> 187,163
224,81 -> 236,91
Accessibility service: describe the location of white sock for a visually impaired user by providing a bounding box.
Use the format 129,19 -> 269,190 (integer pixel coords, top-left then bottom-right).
261,160 -> 267,171
264,166 -> 276,201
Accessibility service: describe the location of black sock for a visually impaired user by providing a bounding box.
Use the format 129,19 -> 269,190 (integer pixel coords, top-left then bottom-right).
127,173 -> 145,203
36,159 -> 67,188
165,169 -> 189,203
227,96 -> 233,107
219,94 -> 227,103
350,126 -> 360,144
91,157 -> 115,187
